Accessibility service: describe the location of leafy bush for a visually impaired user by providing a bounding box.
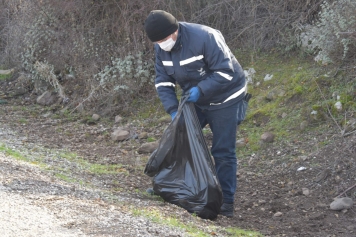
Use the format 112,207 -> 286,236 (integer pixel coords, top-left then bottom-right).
89,52 -> 155,111
300,0 -> 356,64
95,52 -> 154,92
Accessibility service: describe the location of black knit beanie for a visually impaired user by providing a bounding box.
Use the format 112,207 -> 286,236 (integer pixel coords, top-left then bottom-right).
144,10 -> 178,42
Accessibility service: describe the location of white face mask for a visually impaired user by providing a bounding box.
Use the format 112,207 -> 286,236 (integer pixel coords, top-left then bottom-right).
158,37 -> 176,51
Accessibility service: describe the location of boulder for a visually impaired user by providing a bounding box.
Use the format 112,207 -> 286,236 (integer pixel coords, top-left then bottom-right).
36,91 -> 56,106
330,197 -> 354,211
92,114 -> 100,121
111,128 -> 130,141
138,132 -> 148,139
115,115 -> 123,123
260,132 -> 275,143
138,142 -> 159,154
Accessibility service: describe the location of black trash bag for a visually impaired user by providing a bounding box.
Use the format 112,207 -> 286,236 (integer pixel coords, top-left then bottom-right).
144,98 -> 223,220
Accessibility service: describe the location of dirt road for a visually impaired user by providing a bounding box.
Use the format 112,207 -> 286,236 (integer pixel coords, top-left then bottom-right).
1,102 -> 355,237
0,152 -> 187,237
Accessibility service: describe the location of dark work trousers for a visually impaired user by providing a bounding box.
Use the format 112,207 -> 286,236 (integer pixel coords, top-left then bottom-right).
194,99 -> 243,204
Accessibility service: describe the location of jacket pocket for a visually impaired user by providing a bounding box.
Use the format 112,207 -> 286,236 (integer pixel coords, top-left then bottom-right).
164,66 -> 174,76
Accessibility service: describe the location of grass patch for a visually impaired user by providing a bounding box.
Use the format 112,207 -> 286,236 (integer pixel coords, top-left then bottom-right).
0,73 -> 12,81
237,52 -> 328,151
18,118 -> 28,124
133,97 -> 166,119
0,144 -> 50,169
54,173 -> 78,183
147,137 -> 156,142
57,151 -> 129,175
0,143 -> 28,161
226,227 -> 264,237
89,163 -> 128,175
132,208 -> 262,237
0,144 -> 128,183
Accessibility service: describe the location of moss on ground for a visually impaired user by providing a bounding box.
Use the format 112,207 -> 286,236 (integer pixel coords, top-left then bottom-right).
236,52 -> 355,153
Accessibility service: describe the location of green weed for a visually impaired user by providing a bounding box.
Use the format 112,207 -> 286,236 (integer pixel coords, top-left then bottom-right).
225,227 -> 264,237
18,118 -> 28,124
147,137 -> 156,142
0,144 -> 27,161
58,152 -> 129,175
54,173 -> 78,183
131,208 -> 262,237
0,73 -> 12,81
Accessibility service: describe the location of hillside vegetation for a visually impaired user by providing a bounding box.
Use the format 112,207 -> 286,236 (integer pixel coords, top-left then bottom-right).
0,1 -> 355,236
1,50 -> 355,237
0,0 -> 355,114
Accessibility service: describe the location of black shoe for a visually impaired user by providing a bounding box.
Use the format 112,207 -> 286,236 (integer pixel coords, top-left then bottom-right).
146,188 -> 156,195
220,203 -> 234,217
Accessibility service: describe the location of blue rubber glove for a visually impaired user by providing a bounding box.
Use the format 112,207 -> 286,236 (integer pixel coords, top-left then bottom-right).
170,111 -> 177,121
187,87 -> 201,102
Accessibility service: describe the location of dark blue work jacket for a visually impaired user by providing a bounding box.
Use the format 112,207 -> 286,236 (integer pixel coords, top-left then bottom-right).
154,22 -> 246,114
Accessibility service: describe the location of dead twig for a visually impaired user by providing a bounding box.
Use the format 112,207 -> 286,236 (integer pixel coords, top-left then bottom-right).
313,79 -> 343,134
335,183 -> 356,198
342,129 -> 356,137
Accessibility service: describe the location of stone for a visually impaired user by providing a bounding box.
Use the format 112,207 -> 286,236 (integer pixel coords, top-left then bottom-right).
300,121 -> 308,131
36,91 -> 56,106
12,87 -> 28,96
330,197 -> 354,211
314,169 -> 330,182
138,132 -> 148,139
260,132 -> 275,143
244,68 -> 256,83
299,156 -> 308,161
308,213 -> 326,220
115,115 -> 123,123
264,74 -> 273,81
92,114 -> 100,121
332,91 -> 339,100
334,101 -> 342,111
302,188 -> 310,196
274,212 -> 283,217
236,138 -> 247,148
65,74 -> 75,80
138,142 -> 159,154
158,115 -> 171,123
278,90 -> 286,97
111,129 -> 130,141
266,91 -> 276,101
347,225 -> 356,231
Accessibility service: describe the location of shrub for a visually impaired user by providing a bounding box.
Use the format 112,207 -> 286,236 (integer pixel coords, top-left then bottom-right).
300,0 -> 356,64
0,0 -> 330,113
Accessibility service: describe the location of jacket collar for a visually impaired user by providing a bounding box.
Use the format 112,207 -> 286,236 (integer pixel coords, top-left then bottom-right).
171,23 -> 182,51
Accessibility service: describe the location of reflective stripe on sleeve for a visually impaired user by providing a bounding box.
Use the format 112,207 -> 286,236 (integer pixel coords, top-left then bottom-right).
155,82 -> 176,89
180,55 -> 204,66
215,71 -> 233,81
210,84 -> 246,105
162,61 -> 173,66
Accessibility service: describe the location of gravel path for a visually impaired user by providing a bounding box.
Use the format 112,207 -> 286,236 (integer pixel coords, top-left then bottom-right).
0,152 -> 189,237
0,151 -> 195,237
0,120 -> 197,237
0,186 -> 82,237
